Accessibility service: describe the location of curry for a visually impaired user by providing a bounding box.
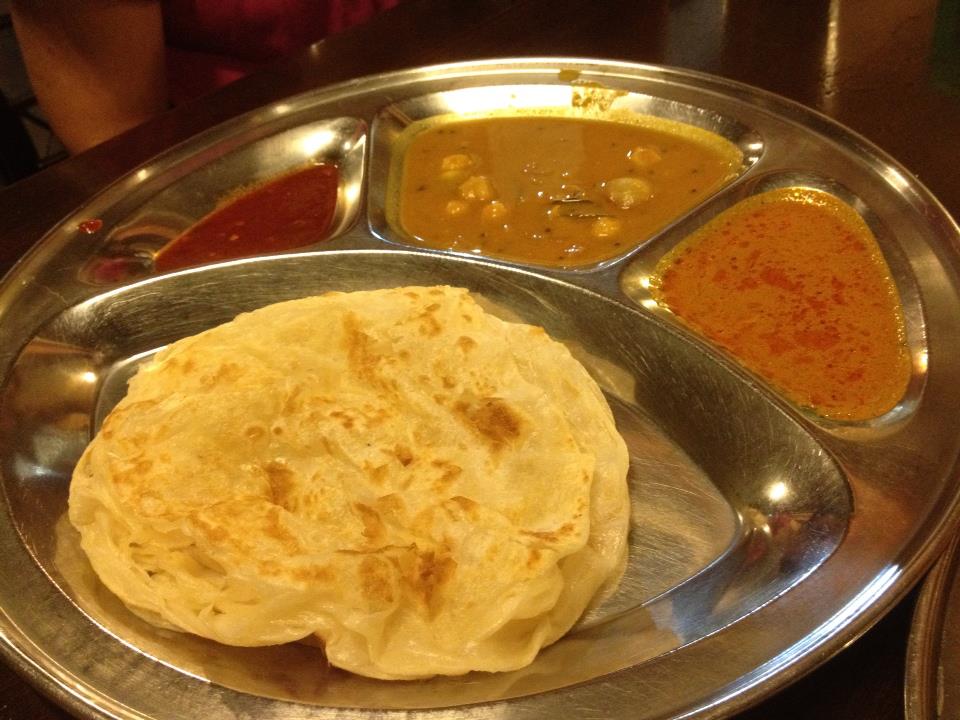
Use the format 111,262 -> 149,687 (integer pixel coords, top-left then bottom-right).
390,113 -> 743,267
651,187 -> 911,421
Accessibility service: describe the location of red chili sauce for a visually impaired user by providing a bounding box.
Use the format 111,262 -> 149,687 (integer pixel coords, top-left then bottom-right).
154,164 -> 339,271
78,218 -> 103,234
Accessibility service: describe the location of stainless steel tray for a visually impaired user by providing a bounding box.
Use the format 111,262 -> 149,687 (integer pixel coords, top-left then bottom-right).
906,534 -> 960,720
2,58 -> 960,720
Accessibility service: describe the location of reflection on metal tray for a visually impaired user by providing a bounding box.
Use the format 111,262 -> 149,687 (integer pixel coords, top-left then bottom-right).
1,58 -> 960,720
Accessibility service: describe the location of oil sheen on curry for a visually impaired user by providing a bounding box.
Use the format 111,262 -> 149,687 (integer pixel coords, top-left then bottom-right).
390,113 -> 743,267
652,187 -> 911,421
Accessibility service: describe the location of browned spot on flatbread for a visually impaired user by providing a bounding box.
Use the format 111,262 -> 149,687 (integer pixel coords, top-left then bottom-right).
364,461 -> 390,486
450,496 -> 478,511
404,548 -> 457,612
114,459 -> 156,493
199,362 -> 243,389
527,547 -> 542,569
258,560 -> 282,577
393,444 -> 414,466
330,409 -> 355,429
264,460 -> 296,509
165,356 -> 197,374
446,495 -> 480,522
291,564 -> 335,583
262,506 -> 302,554
343,311 -> 385,384
453,397 -> 523,449
281,386 -> 303,415
354,503 -> 386,543
417,308 -> 442,337
521,522 -> 577,543
244,425 -> 266,440
362,404 -> 391,426
192,514 -> 229,543
430,459 -> 462,492
457,335 -> 476,352
375,493 -> 406,517
360,555 -> 396,605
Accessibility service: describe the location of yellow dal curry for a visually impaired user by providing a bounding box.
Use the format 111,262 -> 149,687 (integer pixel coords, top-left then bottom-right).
652,187 -> 911,421
390,113 -> 743,267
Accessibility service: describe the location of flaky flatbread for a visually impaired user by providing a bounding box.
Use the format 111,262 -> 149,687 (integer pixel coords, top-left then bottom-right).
69,286 -> 630,679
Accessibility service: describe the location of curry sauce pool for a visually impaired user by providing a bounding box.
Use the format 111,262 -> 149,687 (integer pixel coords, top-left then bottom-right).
651,187 -> 911,421
154,164 -> 339,272
389,113 -> 743,267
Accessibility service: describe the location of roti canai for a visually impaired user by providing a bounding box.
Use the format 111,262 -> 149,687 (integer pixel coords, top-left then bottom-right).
69,286 -> 630,679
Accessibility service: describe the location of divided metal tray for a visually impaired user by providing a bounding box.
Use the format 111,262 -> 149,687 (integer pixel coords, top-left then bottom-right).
2,58 -> 959,720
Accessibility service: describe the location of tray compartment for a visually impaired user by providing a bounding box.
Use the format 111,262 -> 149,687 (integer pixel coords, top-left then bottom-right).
618,170 -> 928,428
77,116 -> 367,284
366,84 -> 763,271
0,251 -> 848,708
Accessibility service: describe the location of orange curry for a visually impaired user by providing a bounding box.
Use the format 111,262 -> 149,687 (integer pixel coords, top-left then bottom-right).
652,187 -> 911,421
391,114 -> 742,267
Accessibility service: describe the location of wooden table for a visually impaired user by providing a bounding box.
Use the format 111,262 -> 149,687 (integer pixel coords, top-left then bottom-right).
2,1 -> 957,717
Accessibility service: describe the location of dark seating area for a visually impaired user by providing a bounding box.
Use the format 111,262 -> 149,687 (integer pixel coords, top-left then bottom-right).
0,6 -> 65,186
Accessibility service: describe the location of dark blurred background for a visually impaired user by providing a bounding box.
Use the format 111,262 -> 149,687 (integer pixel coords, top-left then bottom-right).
0,0 -> 65,186
1,0 -> 958,188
